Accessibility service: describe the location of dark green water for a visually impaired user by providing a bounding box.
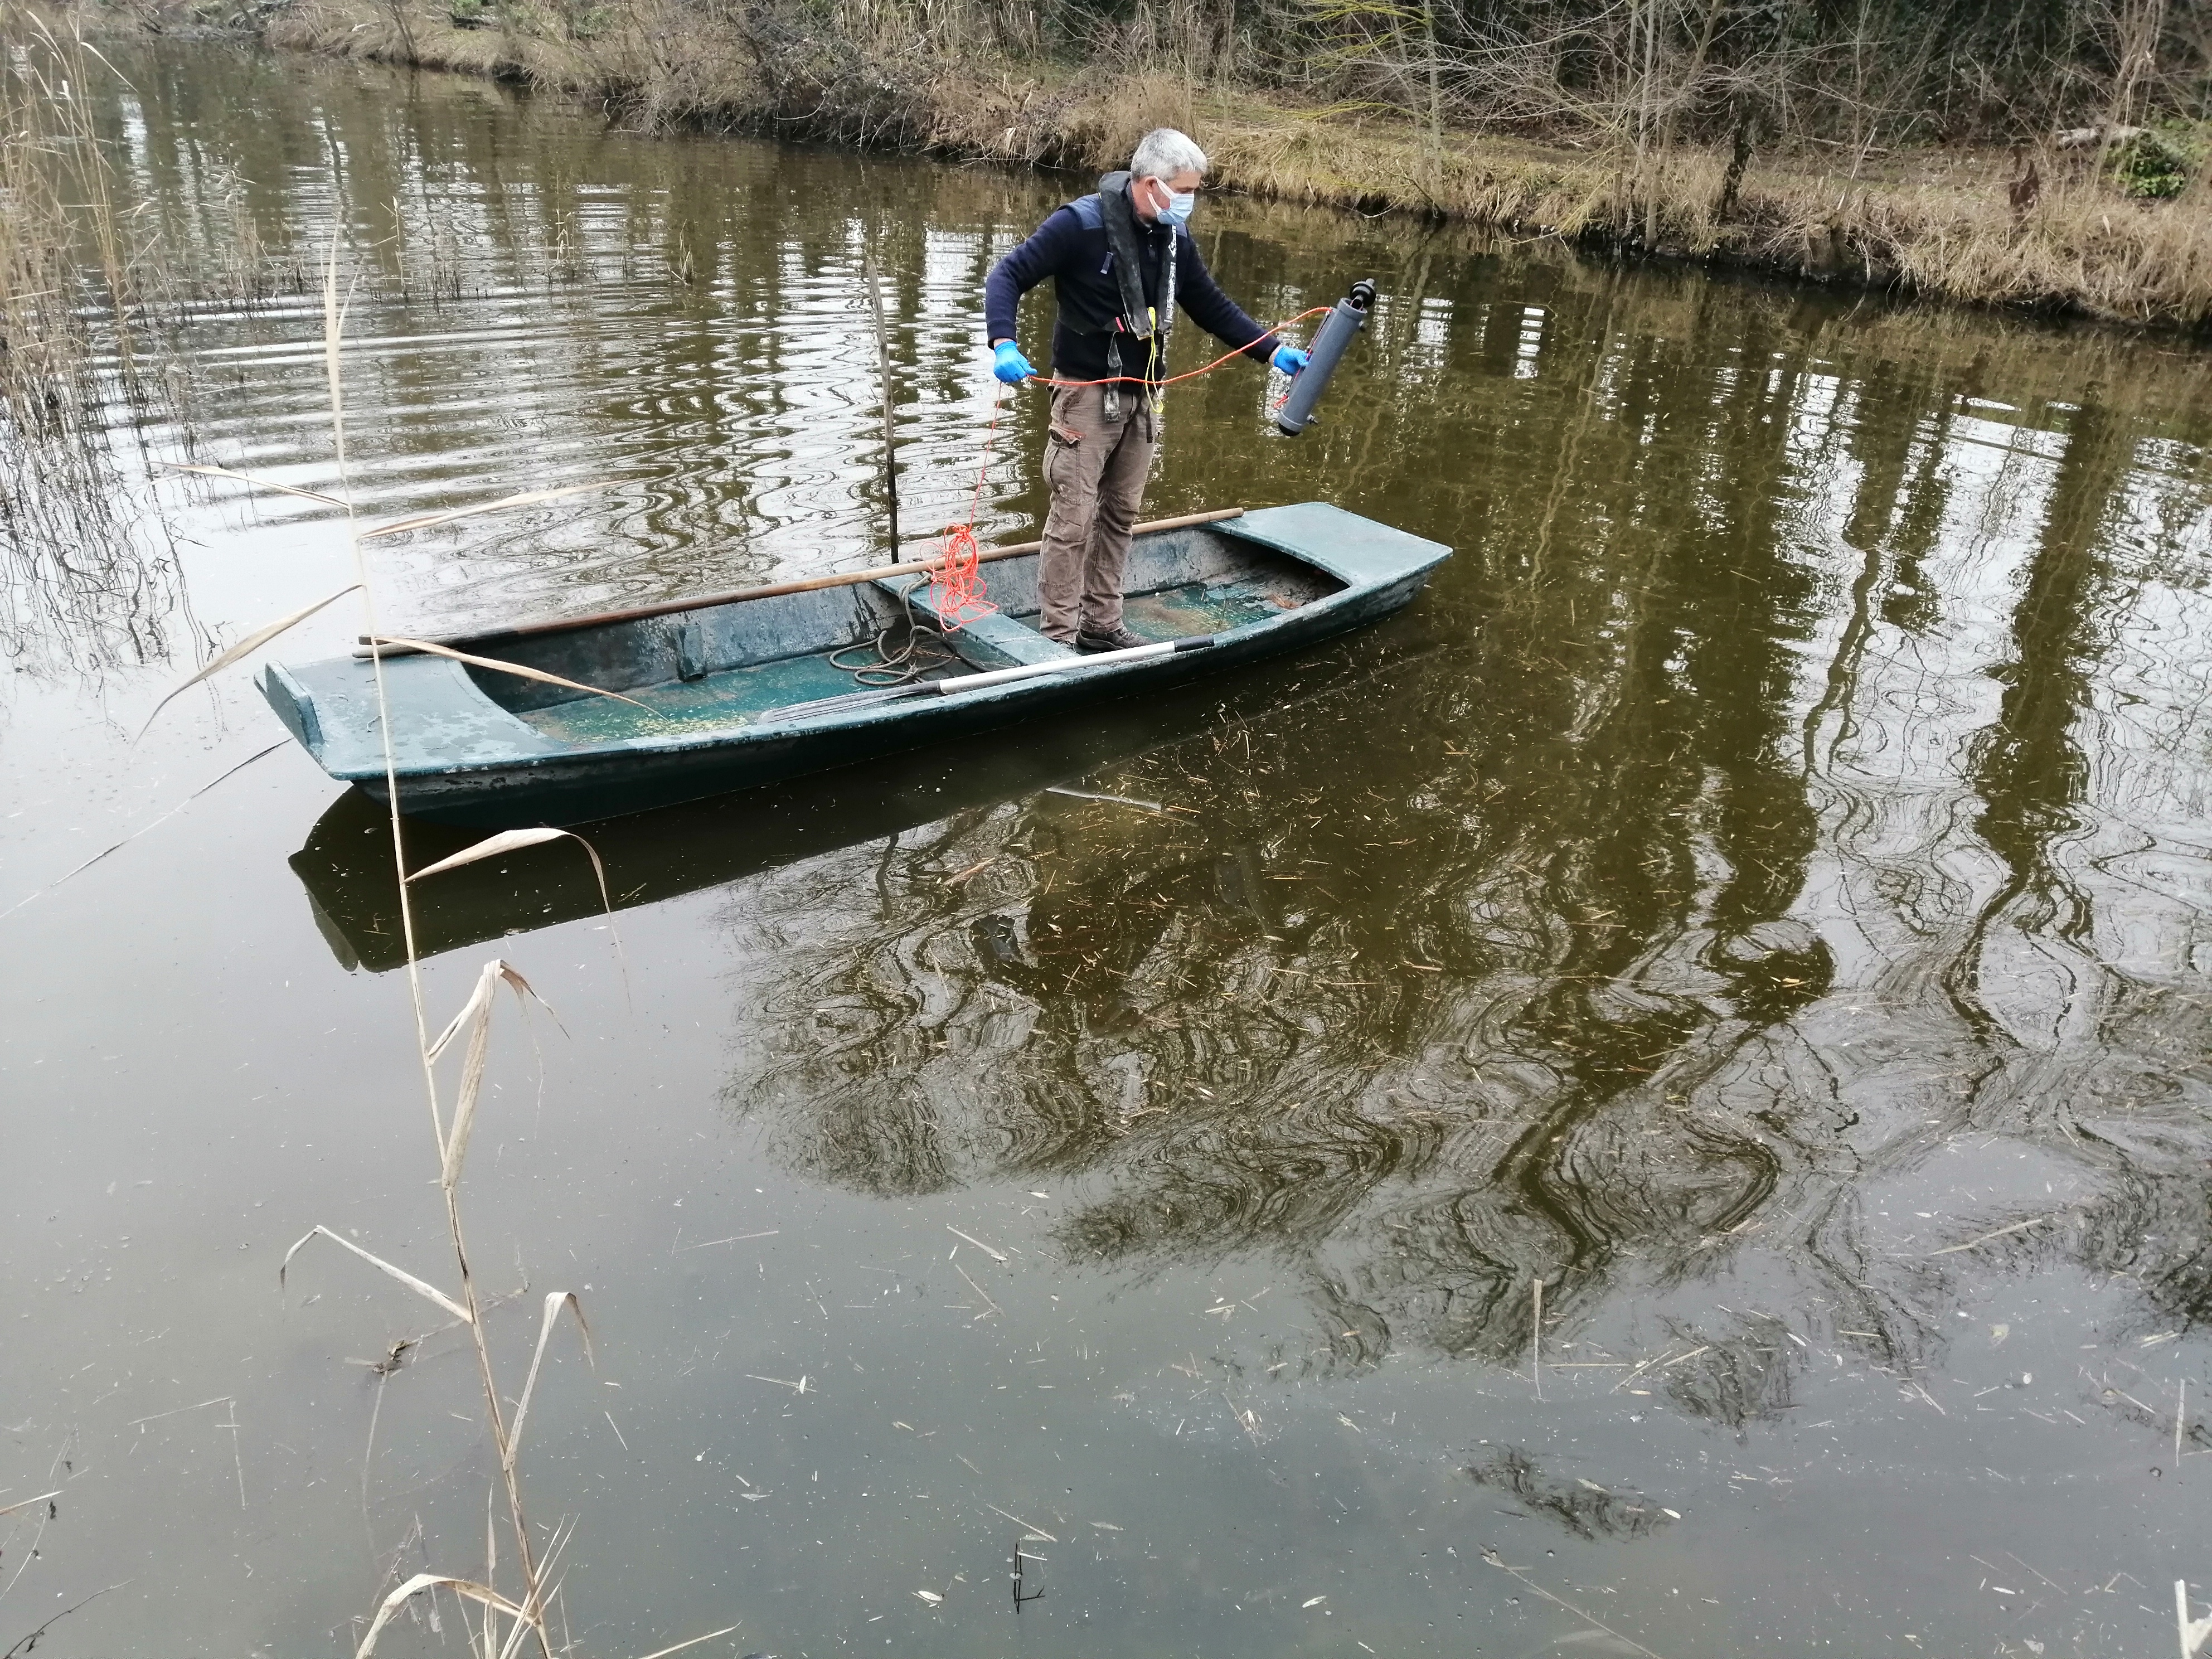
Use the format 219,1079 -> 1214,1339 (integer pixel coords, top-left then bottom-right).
6,40 -> 2212,1659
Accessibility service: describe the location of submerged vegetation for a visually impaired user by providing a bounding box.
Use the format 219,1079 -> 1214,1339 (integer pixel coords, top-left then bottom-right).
85,0 -> 2212,328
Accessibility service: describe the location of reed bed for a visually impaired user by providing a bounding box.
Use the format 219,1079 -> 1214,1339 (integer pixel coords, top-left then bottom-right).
3,22 -> 731,1627
0,12 -> 193,676
0,7 -> 559,680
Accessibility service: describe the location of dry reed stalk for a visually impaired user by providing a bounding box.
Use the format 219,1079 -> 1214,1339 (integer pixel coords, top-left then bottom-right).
311,212 -> 726,1649
356,1573 -> 533,1659
1530,1275 -> 1543,1398
166,464 -> 345,507
282,1225 -> 473,1323
0,12 -> 193,677
135,586 -> 361,736
362,636 -> 653,709
1482,1549 -> 1673,1659
407,827 -> 612,911
357,483 -> 612,540
149,226 -> 724,1658
2182,1579 -> 2212,1658
0,1580 -> 124,1659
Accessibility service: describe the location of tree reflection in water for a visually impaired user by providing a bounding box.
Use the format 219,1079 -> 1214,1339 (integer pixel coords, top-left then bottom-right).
727,265 -> 2212,1438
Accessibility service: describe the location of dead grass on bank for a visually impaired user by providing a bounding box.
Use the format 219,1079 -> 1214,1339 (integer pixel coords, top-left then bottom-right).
119,0 -> 2212,331
1192,100 -> 2212,329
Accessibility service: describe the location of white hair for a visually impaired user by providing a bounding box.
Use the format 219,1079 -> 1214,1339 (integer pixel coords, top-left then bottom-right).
1130,128 -> 1208,182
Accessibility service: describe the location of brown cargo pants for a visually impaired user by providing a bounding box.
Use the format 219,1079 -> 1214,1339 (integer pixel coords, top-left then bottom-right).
1037,381 -> 1157,644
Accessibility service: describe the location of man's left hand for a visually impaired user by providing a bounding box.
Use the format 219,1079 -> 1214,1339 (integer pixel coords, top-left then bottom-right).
1272,344 -> 1310,375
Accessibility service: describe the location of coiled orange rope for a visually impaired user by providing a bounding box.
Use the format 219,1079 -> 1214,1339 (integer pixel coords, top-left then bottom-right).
923,307 -> 1332,634
929,523 -> 997,627
928,382 -> 1008,630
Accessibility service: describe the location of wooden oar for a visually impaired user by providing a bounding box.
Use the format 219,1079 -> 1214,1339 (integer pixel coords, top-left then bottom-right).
355,507 -> 1246,656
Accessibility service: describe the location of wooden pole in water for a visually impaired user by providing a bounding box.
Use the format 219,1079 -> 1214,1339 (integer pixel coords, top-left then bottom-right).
860,246 -> 900,561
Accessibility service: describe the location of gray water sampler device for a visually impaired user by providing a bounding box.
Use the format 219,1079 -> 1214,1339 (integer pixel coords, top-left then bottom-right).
1273,278 -> 1377,436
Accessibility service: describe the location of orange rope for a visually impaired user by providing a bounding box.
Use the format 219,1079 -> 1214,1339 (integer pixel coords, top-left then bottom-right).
1037,305 -> 1332,390
926,378 -> 1008,630
923,306 -> 1331,634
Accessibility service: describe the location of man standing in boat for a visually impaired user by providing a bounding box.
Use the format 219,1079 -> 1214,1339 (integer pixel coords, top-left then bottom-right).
984,129 -> 1307,653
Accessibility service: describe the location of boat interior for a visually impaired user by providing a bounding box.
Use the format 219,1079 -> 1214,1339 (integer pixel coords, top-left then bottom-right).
468,523 -> 1347,746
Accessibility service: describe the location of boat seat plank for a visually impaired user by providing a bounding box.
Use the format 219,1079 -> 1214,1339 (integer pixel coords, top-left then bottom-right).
874,574 -> 1074,671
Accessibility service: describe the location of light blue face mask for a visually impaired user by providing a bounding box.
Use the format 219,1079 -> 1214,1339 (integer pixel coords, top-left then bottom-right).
1163,188 -> 1196,227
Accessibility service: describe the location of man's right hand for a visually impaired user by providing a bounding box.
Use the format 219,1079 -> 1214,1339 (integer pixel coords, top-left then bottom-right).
992,341 -> 1037,384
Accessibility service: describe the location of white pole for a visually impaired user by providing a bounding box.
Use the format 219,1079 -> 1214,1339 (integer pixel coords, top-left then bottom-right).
934,636 -> 1205,693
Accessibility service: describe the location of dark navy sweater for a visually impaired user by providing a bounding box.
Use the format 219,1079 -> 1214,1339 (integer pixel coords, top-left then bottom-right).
983,192 -> 1278,384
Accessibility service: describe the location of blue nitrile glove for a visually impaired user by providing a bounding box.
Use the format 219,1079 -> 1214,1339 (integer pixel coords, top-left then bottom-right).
992,341 -> 1036,385
1272,343 -> 1310,375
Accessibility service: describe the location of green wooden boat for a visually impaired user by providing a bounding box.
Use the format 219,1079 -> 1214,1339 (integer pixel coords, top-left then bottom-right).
259,502 -> 1451,828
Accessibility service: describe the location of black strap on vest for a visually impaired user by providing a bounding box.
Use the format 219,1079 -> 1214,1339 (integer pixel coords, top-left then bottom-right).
1093,171 -> 1175,418
1095,172 -> 1173,342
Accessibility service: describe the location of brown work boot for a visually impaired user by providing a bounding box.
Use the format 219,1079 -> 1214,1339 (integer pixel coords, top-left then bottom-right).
1077,624 -> 1148,654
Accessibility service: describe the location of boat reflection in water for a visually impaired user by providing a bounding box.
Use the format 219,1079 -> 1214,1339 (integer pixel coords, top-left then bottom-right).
287,632 -> 1439,972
